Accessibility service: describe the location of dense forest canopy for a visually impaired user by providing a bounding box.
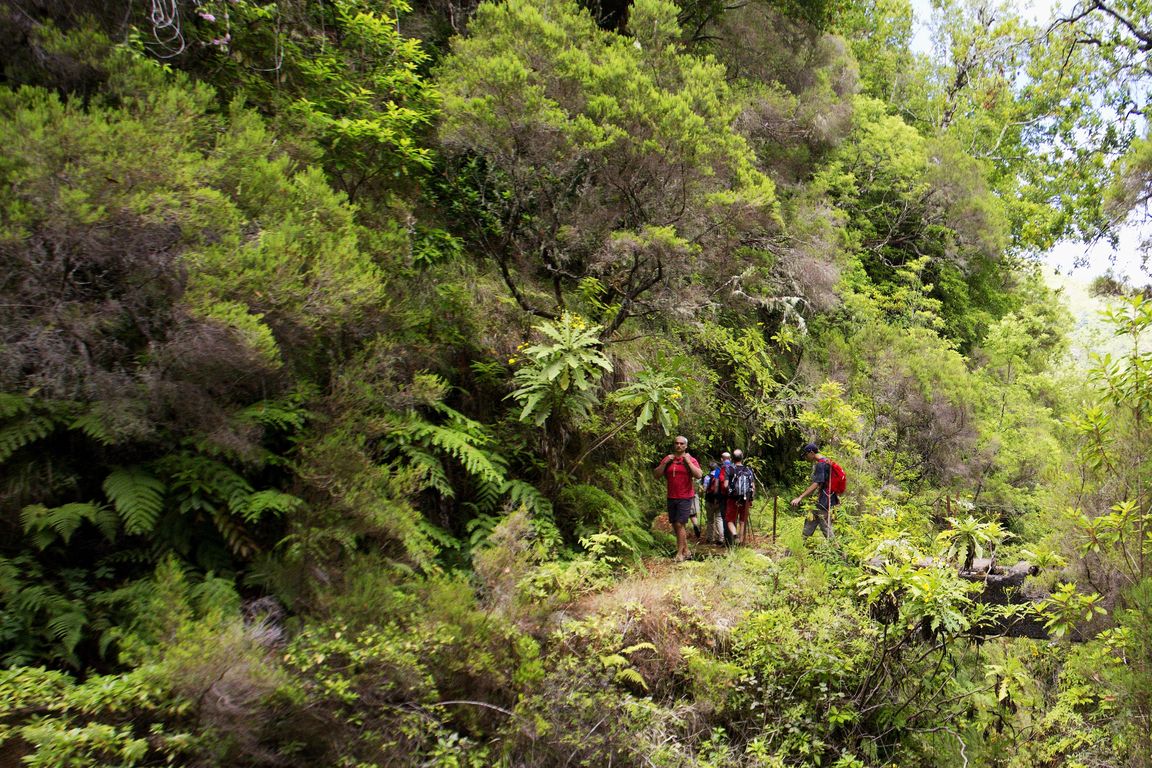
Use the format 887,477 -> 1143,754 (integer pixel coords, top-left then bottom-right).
2,0 -> 1152,765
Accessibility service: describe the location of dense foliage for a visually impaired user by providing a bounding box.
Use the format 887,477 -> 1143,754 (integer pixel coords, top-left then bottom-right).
2,0 -> 1152,765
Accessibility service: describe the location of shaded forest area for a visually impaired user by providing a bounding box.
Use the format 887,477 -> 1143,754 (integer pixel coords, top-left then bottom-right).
2,0 -> 1152,765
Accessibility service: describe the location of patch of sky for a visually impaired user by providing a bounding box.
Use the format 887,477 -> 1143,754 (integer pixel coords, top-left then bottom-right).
905,1 -> 1145,365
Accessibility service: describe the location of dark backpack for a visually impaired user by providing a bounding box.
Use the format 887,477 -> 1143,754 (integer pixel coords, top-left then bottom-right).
820,458 -> 847,494
727,465 -> 754,502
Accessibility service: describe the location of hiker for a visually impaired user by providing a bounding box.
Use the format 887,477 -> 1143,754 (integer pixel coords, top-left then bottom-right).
791,442 -> 837,540
654,435 -> 703,561
722,449 -> 755,546
702,452 -> 731,544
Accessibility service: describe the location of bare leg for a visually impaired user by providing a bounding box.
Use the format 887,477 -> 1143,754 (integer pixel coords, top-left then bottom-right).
673,522 -> 689,560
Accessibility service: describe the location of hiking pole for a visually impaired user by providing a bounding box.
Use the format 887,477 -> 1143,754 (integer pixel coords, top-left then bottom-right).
772,495 -> 778,545
747,498 -> 755,543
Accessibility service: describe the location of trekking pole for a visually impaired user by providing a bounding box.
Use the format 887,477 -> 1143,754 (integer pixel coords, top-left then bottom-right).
772,495 -> 778,544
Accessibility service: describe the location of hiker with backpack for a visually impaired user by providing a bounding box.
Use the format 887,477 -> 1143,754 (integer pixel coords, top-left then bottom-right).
722,449 -> 756,547
702,452 -> 731,544
791,442 -> 844,540
654,435 -> 703,562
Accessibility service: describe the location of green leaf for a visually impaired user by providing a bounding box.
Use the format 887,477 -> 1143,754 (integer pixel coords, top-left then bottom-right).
103,467 -> 166,535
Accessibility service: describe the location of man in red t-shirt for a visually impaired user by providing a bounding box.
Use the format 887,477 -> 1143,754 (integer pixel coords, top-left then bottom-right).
654,435 -> 703,561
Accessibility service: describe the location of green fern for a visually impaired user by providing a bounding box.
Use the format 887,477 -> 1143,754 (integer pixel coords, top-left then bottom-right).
47,611 -> 86,657
159,454 -> 254,512
0,392 -> 33,419
612,667 -> 648,690
465,513 -> 502,550
211,510 -> 259,558
0,415 -> 57,464
189,575 -> 241,615
238,392 -> 314,432
504,479 -> 553,517
409,422 -> 504,485
234,489 -> 305,523
103,468 -> 167,535
69,408 -> 117,446
20,503 -> 117,547
399,447 -> 454,497
417,519 -> 463,552
469,476 -> 505,514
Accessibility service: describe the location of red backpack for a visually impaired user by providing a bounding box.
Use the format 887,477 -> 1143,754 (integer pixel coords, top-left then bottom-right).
820,458 -> 847,494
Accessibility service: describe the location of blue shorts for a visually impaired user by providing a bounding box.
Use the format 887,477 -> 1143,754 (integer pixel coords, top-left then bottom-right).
667,498 -> 694,524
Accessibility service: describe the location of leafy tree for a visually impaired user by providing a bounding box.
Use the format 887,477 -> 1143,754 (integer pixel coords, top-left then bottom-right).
436,0 -> 778,335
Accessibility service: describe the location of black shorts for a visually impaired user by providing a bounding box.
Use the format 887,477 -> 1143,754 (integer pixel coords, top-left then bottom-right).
666,498 -> 694,524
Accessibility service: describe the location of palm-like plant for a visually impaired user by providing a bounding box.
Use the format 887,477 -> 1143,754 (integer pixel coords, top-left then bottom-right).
935,515 -> 1011,571
509,314 -> 613,427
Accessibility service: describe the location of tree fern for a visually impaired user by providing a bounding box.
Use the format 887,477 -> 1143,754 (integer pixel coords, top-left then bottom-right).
103,468 -> 167,536
382,406 -> 508,498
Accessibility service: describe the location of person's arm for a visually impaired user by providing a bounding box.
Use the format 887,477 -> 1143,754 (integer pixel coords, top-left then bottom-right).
687,455 -> 703,479
653,454 -> 673,479
791,482 -> 820,507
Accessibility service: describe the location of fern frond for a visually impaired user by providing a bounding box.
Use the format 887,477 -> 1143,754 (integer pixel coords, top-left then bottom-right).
0,556 -> 24,594
432,401 -> 493,440
211,511 -> 259,559
504,480 -> 553,517
0,393 -> 33,419
69,409 -> 116,446
20,503 -> 109,546
400,448 -> 454,497
238,396 -> 312,432
159,454 -> 253,510
471,476 -> 505,514
417,519 -> 462,552
19,504 -> 49,534
465,514 -> 501,550
12,584 -> 70,616
412,423 -> 505,485
613,668 -> 648,691
0,415 -> 57,464
234,489 -> 305,523
90,505 -> 121,543
104,468 -> 166,535
190,576 -> 241,615
47,611 -> 86,655
48,503 -> 103,544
